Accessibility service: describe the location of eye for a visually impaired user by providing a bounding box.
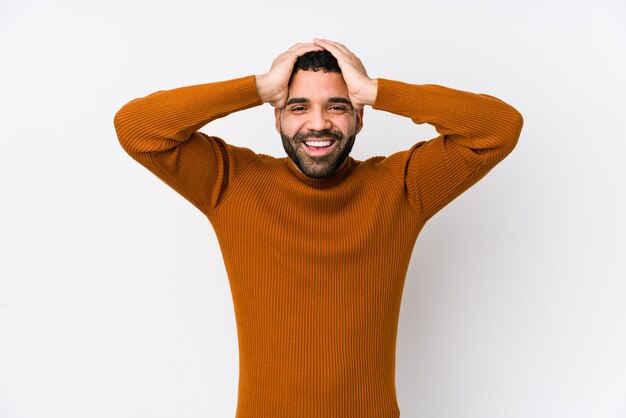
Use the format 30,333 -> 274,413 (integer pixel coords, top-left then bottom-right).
289,106 -> 307,112
329,105 -> 349,112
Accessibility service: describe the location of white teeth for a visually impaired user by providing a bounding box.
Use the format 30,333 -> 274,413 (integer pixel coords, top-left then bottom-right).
305,140 -> 333,148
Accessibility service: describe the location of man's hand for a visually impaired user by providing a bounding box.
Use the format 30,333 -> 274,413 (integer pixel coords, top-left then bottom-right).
313,38 -> 378,110
255,43 -> 323,108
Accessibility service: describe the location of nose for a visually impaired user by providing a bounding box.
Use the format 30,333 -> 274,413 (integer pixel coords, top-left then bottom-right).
306,108 -> 332,131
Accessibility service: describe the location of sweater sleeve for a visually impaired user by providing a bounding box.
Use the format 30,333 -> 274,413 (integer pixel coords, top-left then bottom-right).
374,78 -> 523,221
113,75 -> 263,215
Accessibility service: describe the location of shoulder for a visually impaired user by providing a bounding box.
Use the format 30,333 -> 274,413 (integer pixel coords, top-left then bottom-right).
219,140 -> 283,175
361,150 -> 409,178
344,152 -> 407,189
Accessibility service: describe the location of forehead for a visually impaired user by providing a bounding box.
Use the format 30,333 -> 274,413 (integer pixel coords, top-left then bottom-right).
287,70 -> 349,101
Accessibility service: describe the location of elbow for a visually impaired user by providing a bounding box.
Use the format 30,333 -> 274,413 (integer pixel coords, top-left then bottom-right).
113,107 -> 125,144
507,107 -> 524,153
498,105 -> 524,157
113,99 -> 142,156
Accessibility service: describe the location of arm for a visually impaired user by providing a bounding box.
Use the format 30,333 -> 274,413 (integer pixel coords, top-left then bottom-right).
314,39 -> 523,221
114,43 -> 323,215
113,76 -> 262,215
374,80 -> 523,221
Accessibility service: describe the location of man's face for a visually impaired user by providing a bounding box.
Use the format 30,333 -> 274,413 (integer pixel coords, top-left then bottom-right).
275,70 -> 363,178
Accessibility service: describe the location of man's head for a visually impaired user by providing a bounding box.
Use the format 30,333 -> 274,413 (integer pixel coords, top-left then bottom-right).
275,50 -> 363,179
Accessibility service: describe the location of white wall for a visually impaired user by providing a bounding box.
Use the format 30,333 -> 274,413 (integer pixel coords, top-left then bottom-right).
1,0 -> 625,417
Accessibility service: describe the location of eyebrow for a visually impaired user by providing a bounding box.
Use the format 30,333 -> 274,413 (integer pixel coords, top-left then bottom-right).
285,97 -> 352,106
286,97 -> 309,105
328,97 -> 352,105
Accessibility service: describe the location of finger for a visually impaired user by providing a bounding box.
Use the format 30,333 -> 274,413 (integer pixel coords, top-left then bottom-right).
312,39 -> 344,61
287,43 -> 324,55
313,40 -> 354,66
287,42 -> 316,51
272,44 -> 323,68
315,38 -> 345,50
313,39 -> 360,71
314,38 -> 353,56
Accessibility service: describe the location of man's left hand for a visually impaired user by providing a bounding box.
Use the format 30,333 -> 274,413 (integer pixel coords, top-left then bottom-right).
313,38 -> 378,110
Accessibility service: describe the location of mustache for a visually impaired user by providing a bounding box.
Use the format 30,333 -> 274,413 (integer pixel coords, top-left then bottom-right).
293,129 -> 344,143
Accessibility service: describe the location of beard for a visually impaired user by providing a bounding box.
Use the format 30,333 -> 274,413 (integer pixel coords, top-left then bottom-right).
280,128 -> 356,179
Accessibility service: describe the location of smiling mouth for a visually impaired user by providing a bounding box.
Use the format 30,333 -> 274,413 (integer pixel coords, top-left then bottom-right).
301,139 -> 337,157
304,139 -> 335,148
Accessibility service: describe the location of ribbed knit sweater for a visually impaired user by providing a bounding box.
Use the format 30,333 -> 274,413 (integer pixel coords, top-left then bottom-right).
114,75 -> 523,418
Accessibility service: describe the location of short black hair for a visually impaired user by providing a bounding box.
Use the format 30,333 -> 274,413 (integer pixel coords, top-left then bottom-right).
292,50 -> 341,75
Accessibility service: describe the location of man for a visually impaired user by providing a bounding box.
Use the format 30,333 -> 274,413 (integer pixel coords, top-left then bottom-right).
114,39 -> 523,418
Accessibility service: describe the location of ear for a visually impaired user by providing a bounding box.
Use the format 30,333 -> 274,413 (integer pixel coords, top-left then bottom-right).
355,108 -> 364,135
274,108 -> 282,133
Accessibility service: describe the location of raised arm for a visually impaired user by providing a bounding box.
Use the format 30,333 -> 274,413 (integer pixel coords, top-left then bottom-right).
314,38 -> 522,221
113,76 -> 262,215
114,43 -> 323,215
374,80 -> 523,221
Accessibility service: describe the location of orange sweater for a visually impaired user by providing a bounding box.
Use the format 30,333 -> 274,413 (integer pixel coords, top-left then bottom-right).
114,75 -> 522,417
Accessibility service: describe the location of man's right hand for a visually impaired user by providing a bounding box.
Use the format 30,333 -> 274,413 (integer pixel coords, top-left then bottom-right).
255,43 -> 323,108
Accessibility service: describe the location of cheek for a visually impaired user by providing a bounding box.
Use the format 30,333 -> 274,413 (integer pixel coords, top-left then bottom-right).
339,116 -> 358,134
280,117 -> 305,136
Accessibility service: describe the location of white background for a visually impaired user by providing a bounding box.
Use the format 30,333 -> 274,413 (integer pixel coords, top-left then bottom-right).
1,0 -> 625,417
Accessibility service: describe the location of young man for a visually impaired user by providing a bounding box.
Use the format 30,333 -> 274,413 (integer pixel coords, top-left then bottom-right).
114,39 -> 523,418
